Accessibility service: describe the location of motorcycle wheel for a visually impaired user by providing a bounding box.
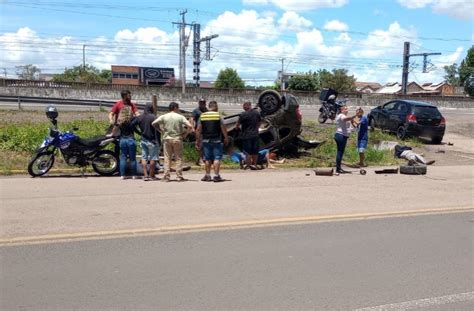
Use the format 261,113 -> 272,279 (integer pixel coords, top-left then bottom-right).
92,150 -> 119,176
318,112 -> 328,124
28,151 -> 55,177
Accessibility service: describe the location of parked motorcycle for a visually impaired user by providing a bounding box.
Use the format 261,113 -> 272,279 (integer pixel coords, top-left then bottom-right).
27,105 -> 119,177
317,88 -> 346,124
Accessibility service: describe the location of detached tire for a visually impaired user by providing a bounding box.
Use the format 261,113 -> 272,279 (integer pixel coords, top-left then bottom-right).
400,164 -> 427,175
258,90 -> 282,115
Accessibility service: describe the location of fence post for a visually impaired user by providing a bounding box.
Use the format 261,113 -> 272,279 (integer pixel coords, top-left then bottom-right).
152,94 -> 158,114
17,97 -> 22,110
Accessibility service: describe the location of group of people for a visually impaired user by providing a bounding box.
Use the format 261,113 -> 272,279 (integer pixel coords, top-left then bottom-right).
109,89 -> 374,181
108,90 -> 267,182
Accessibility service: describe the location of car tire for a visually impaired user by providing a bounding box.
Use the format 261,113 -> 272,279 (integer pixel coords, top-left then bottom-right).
400,164 -> 427,175
396,126 -> 407,140
431,136 -> 443,144
258,90 -> 282,115
369,117 -> 376,131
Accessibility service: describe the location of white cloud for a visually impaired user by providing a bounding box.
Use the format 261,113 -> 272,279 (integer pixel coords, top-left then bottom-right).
351,22 -> 417,58
278,11 -> 312,32
243,0 -> 348,11
242,0 -> 269,4
203,10 -> 278,46
324,20 -> 349,32
397,0 -> 474,20
397,0 -> 433,9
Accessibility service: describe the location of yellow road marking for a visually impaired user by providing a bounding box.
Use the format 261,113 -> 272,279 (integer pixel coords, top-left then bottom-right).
1,206 -> 472,246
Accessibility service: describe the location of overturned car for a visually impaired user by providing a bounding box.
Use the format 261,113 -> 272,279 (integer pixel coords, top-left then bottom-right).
223,90 -> 321,155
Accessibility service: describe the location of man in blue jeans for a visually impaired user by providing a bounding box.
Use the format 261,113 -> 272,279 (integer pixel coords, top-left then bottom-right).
195,101 -> 229,182
353,107 -> 368,167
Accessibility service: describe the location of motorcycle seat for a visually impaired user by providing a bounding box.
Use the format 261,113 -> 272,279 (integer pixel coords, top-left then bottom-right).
77,135 -> 107,147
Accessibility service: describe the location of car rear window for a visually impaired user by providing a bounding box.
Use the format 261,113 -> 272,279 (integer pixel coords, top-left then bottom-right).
412,106 -> 442,117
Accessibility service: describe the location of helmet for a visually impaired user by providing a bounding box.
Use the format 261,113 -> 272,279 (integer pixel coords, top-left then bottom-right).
328,94 -> 336,101
45,105 -> 58,120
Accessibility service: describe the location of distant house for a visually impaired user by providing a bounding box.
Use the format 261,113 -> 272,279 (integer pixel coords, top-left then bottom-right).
38,74 -> 55,81
198,81 -> 214,88
375,81 -> 465,95
355,82 -> 382,93
421,82 -> 464,95
375,82 -> 425,94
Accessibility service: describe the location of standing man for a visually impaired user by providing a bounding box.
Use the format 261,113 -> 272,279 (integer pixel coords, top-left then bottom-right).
236,101 -> 261,170
353,107 -> 368,167
134,103 -> 160,181
191,97 -> 208,128
190,97 -> 208,166
152,102 -> 192,182
109,90 -> 140,125
195,101 -> 229,182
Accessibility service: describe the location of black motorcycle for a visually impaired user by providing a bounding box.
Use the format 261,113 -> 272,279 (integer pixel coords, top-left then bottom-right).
27,106 -> 119,177
317,88 -> 346,124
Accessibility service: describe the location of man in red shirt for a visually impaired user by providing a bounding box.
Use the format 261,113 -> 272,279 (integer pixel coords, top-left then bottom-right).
108,90 -> 140,125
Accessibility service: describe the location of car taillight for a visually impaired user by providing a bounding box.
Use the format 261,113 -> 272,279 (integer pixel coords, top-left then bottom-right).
440,116 -> 446,126
406,114 -> 417,123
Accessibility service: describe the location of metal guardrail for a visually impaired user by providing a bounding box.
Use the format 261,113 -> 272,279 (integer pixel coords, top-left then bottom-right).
0,95 -> 176,113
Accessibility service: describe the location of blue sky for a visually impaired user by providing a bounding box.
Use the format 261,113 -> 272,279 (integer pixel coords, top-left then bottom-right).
1,0 -> 473,85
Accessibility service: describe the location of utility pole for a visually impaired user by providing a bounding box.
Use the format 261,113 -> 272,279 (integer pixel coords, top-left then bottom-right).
2,68 -> 6,78
192,23 -> 218,87
82,44 -> 86,72
401,41 -> 441,95
173,10 -> 192,94
280,58 -> 285,91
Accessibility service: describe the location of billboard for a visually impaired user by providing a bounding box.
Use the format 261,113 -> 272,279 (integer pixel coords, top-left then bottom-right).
139,67 -> 175,85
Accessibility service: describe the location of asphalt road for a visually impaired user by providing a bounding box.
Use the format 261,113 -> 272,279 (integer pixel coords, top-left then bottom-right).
1,212 -> 473,310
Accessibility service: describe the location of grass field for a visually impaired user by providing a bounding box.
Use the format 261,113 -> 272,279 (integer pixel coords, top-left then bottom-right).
0,110 -> 419,174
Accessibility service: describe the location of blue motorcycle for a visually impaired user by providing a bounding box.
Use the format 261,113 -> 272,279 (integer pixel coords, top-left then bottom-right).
27,105 -> 119,177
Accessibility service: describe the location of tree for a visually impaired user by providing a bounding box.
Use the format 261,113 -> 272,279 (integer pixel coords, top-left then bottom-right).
320,69 -> 356,92
459,46 -> 474,96
214,68 -> 245,89
288,71 -> 319,91
443,63 -> 460,85
16,64 -> 41,80
53,64 -> 111,83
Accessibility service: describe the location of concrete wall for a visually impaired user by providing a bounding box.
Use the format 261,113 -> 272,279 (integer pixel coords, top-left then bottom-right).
1,85 -> 473,108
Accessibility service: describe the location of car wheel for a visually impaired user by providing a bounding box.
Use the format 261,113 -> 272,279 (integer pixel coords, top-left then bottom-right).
431,136 -> 443,144
396,126 -> 407,140
400,164 -> 427,175
258,90 -> 282,115
369,117 -> 376,131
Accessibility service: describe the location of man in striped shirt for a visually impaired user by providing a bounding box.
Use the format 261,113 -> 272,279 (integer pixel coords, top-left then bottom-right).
195,101 -> 229,182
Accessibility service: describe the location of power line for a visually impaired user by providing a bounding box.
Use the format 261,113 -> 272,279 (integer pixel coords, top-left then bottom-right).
4,2 -> 471,43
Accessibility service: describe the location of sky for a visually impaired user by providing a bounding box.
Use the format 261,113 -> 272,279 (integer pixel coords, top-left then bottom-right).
0,0 -> 473,86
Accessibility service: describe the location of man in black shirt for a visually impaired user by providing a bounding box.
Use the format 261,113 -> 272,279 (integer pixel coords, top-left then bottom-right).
236,101 -> 261,169
190,97 -> 208,166
133,103 -> 160,181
